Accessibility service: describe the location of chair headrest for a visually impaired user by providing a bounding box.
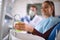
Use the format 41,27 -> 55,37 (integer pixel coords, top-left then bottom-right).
56,16 -> 60,18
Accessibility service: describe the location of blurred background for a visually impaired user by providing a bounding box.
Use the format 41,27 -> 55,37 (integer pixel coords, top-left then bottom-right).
0,0 -> 60,40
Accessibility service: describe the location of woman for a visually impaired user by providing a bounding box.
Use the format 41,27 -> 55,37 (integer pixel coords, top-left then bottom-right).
14,1 -> 60,39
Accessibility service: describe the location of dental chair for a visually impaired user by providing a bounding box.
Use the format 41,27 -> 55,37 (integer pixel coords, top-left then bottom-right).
47,22 -> 60,40
47,16 -> 60,40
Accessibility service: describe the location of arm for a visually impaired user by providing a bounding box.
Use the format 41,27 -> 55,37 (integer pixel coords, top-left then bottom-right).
14,23 -> 45,38
32,28 -> 43,37
31,28 -> 46,39
25,25 -> 45,38
32,26 -> 55,40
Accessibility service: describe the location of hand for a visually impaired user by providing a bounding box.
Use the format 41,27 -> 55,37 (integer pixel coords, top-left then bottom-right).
14,22 -> 34,32
14,22 -> 26,31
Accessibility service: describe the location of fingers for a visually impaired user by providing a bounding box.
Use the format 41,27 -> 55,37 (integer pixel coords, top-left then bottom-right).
14,22 -> 26,31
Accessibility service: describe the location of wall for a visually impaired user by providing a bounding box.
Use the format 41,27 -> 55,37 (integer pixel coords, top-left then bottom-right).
12,0 -> 46,18
54,2 -> 60,16
12,0 -> 60,18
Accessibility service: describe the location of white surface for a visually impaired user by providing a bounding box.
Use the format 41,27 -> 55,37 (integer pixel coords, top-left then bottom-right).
9,29 -> 45,40
56,31 -> 60,40
12,0 -> 46,17
29,15 -> 43,28
12,0 -> 60,17
54,2 -> 60,16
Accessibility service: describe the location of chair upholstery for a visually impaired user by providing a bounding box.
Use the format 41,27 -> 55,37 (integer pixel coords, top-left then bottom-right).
48,23 -> 60,40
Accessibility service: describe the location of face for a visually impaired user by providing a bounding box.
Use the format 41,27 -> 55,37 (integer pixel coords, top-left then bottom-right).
29,7 -> 37,17
41,2 -> 53,17
30,7 -> 37,13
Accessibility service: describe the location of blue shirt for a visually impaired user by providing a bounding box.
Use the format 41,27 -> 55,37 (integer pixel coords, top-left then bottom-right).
35,16 -> 60,34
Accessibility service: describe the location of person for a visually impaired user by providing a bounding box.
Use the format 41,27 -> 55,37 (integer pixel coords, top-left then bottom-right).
14,1 -> 60,39
21,5 -> 42,25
